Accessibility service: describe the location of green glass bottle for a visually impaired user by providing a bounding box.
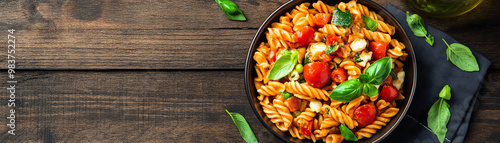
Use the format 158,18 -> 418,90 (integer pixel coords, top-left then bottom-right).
406,0 -> 483,18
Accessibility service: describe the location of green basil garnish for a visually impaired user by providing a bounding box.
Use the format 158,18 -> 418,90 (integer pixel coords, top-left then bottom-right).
281,91 -> 293,99
330,57 -> 392,102
293,111 -> 301,117
267,49 -> 299,80
390,69 -> 398,80
326,44 -> 340,55
331,7 -> 352,28
427,85 -> 451,143
363,57 -> 392,85
362,16 -> 378,31
406,11 -> 433,46
304,52 -> 311,65
443,39 -> 479,72
329,79 -> 363,102
322,35 -> 328,43
354,53 -> 363,63
340,124 -> 358,141
215,0 -> 246,21
226,110 -> 258,143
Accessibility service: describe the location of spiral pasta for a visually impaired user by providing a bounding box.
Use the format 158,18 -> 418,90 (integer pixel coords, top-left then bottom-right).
252,0 -> 407,142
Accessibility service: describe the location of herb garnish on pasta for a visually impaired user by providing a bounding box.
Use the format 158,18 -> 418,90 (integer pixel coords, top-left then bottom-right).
253,0 -> 407,142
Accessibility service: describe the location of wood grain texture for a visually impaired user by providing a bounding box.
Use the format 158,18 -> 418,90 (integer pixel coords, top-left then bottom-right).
0,71 -> 279,142
0,0 -> 497,70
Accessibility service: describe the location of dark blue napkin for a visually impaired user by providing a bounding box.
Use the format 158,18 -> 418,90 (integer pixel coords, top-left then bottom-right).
381,4 -> 491,143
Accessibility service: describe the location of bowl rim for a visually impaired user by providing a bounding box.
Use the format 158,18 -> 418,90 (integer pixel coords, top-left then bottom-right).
245,0 -> 417,142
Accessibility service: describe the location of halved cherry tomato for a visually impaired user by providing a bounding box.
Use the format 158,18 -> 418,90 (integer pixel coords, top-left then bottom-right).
354,104 -> 377,125
303,62 -> 331,88
285,97 -> 301,112
325,34 -> 339,45
313,13 -> 331,28
300,120 -> 313,136
331,68 -> 347,83
369,41 -> 389,60
269,50 -> 277,64
319,52 -> 334,63
296,27 -> 315,46
380,85 -> 399,102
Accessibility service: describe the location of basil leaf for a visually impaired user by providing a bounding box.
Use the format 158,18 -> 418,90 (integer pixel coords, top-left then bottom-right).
363,84 -> 378,97
406,11 -> 434,46
340,124 -> 358,141
363,57 -> 392,85
406,11 -> 427,37
216,0 -> 246,21
268,50 -> 298,80
304,52 -> 311,65
439,85 -> 451,100
281,91 -> 293,99
358,74 -> 370,84
322,35 -> 328,43
443,39 -> 480,72
362,16 -> 378,31
329,79 -> 363,102
226,110 -> 258,143
426,34 -> 435,46
390,69 -> 398,80
427,99 -> 450,143
331,7 -> 352,28
293,111 -> 301,117
354,53 -> 363,63
326,44 -> 339,55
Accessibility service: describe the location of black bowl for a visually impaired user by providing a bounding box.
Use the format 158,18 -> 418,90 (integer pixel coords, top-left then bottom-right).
245,0 -> 417,142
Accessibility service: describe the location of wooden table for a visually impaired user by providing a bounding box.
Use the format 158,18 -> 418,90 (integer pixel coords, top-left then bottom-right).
0,0 -> 497,142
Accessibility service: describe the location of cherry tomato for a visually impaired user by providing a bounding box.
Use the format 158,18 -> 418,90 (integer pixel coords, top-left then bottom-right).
319,52 -> 334,63
331,68 -> 347,83
313,13 -> 331,28
325,34 -> 339,45
300,120 -> 313,136
285,97 -> 301,112
369,41 -> 389,60
296,27 -> 315,46
354,104 -> 377,125
380,85 -> 399,102
269,50 -> 277,64
303,62 -> 331,88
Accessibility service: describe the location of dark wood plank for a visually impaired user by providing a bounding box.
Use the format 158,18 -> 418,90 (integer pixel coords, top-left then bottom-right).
0,0 -> 497,70
0,71 -> 278,142
0,70 -> 498,142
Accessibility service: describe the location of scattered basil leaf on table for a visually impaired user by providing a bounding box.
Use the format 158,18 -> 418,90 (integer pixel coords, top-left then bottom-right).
406,11 -> 434,46
443,39 -> 480,72
226,110 -> 258,143
362,16 -> 378,31
340,124 -> 358,141
215,0 -> 246,21
330,57 -> 392,102
267,49 -> 299,80
427,85 -> 452,143
331,7 -> 353,28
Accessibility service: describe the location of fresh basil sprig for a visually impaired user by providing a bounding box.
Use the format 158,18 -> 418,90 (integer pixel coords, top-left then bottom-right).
331,7 -> 353,28
330,57 -> 392,102
215,0 -> 246,21
267,49 -> 299,80
226,110 -> 258,143
339,124 -> 358,141
443,39 -> 480,72
406,11 -> 434,46
427,85 -> 451,143
362,16 -> 378,31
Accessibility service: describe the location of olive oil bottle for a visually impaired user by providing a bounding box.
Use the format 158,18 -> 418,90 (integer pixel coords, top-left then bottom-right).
406,0 -> 482,18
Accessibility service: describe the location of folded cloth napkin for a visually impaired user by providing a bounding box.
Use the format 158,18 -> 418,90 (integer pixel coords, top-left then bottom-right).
381,4 -> 492,143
